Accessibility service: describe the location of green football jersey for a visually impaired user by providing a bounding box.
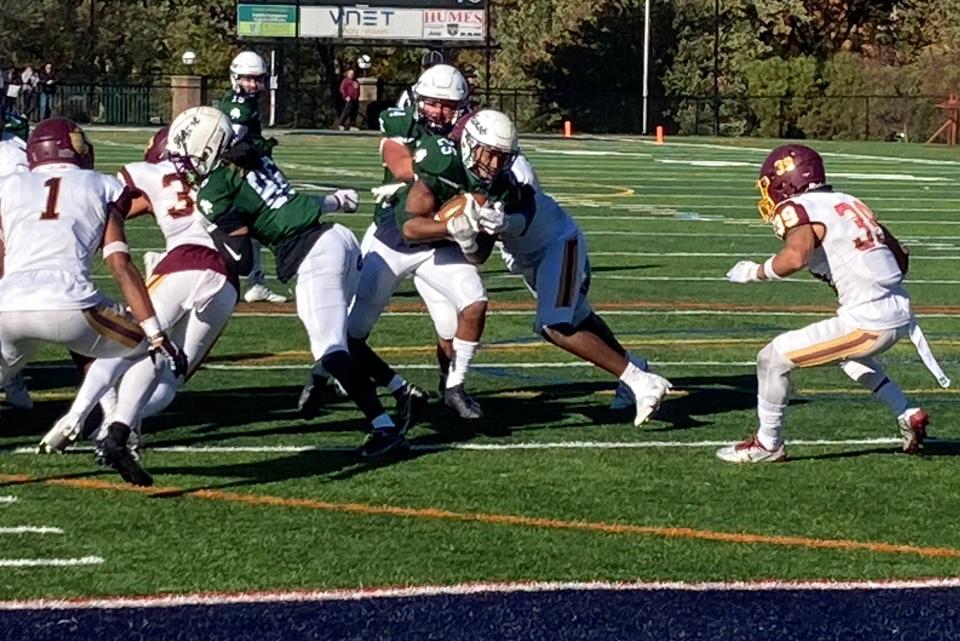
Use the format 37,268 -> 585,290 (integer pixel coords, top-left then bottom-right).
375,105 -> 431,193
1,110 -> 28,141
219,91 -> 272,158
198,156 -> 325,281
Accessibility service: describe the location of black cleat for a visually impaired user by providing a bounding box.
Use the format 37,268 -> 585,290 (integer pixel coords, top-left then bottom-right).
297,375 -> 328,420
99,422 -> 153,487
394,383 -> 429,434
359,428 -> 409,458
444,384 -> 483,420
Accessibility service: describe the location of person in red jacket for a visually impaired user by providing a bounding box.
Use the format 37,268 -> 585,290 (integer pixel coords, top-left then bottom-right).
336,68 -> 360,131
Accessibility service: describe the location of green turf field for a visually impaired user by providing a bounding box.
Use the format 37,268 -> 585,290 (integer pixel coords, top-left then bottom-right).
1,132 -> 959,600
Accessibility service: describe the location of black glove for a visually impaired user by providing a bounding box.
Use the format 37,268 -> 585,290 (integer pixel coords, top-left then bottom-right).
148,332 -> 188,379
223,141 -> 262,171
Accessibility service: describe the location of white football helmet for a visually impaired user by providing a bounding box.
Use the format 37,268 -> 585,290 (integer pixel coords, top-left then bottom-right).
460,109 -> 518,185
411,64 -> 469,134
230,51 -> 267,95
166,106 -> 234,183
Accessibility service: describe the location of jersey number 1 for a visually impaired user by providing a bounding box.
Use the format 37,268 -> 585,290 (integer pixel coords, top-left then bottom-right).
40,177 -> 61,220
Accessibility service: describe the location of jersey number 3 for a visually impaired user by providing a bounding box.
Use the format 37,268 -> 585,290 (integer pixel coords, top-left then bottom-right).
834,200 -> 883,251
162,174 -> 195,218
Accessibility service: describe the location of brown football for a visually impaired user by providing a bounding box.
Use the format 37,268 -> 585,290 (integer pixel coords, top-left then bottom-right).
434,192 -> 488,222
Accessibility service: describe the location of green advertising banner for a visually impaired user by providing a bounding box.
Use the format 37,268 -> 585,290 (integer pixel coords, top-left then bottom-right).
237,5 -> 297,37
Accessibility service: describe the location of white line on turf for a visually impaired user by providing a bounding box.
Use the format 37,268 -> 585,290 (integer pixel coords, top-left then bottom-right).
231,310 -> 960,319
198,361 -> 759,371
0,527 -> 64,535
0,556 -> 103,568
4,577 -> 960,610
9,438 -> 909,456
0,496 -> 18,505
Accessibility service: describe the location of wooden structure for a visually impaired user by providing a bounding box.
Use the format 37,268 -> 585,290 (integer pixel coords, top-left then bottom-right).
926,94 -> 960,146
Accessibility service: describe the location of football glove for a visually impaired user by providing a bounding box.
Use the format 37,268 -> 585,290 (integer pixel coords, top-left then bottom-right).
726,260 -> 762,284
147,332 -> 188,379
447,213 -> 479,255
371,182 -> 405,205
332,189 -> 359,213
478,202 -> 524,237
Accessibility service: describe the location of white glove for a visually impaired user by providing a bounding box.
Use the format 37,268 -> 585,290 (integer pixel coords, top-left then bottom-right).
371,182 -> 405,205
725,260 -> 762,284
447,213 -> 478,254
478,202 -> 525,237
332,189 -> 358,213
460,194 -> 483,232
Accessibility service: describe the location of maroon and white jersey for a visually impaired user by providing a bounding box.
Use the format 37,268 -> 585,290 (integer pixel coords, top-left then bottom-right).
772,189 -> 911,330
0,165 -> 124,311
119,160 -> 215,252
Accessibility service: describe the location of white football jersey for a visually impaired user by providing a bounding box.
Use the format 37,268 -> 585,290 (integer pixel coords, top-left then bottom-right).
119,160 -> 215,252
774,189 -> 911,329
0,134 -> 27,176
0,165 -> 124,311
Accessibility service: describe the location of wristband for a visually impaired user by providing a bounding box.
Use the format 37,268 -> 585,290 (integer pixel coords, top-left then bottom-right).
139,316 -> 161,338
102,241 -> 129,258
762,256 -> 782,281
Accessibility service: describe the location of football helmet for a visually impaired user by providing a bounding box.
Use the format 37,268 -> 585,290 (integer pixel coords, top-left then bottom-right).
230,51 -> 268,96
144,126 -> 169,163
165,106 -> 233,183
757,144 -> 826,223
26,117 -> 95,170
421,50 -> 444,70
460,109 -> 518,185
412,64 -> 469,135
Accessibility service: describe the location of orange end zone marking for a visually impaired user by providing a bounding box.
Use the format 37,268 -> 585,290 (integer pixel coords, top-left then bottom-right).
2,474 -> 959,560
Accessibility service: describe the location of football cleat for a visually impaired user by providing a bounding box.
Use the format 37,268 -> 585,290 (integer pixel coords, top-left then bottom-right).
897,408 -> 929,454
297,374 -> 328,420
39,412 -> 83,454
444,384 -> 483,420
610,357 -> 649,410
94,423 -> 141,465
98,422 -> 153,486
243,283 -> 287,304
359,428 -> 409,459
3,372 -> 33,410
716,434 -> 787,463
394,383 -> 429,434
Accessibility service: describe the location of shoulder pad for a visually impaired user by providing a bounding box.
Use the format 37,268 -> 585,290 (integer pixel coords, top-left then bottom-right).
771,200 -> 810,239
379,106 -> 416,141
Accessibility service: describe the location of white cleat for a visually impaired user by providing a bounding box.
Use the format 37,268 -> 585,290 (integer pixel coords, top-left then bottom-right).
143,251 -> 164,279
897,408 -> 928,454
3,372 -> 33,410
243,283 -> 288,304
39,413 -> 84,454
716,434 -> 787,463
629,371 -> 671,426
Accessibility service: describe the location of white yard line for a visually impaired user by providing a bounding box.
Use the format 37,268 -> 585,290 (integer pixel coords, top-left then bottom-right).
232,310 -> 960,318
4,576 -> 960,610
0,556 -> 103,568
199,361 -> 759,371
9,438 -> 909,456
0,527 -> 64,535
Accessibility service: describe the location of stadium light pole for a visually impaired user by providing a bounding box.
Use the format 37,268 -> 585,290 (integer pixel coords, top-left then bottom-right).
641,0 -> 651,135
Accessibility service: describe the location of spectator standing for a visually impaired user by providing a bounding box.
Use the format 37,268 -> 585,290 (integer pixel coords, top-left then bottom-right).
19,65 -> 39,121
4,67 -> 20,112
38,63 -> 56,119
336,68 -> 359,131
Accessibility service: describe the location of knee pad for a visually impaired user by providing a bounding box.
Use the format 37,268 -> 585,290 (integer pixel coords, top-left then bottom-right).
757,343 -> 793,376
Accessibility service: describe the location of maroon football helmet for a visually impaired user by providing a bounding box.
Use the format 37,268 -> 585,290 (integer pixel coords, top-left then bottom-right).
757,144 -> 826,222
144,126 -> 169,163
26,117 -> 95,170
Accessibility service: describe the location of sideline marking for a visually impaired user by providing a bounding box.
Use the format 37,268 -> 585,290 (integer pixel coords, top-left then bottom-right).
9,438 -> 914,456
0,556 -> 103,568
3,475 -> 959,561
0,526 -> 63,535
6,577 -> 960,610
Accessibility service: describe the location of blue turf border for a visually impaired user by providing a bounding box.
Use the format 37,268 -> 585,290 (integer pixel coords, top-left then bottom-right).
2,587 -> 960,641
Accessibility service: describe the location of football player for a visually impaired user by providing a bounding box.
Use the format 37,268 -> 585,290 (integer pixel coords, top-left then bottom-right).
340,64 -> 469,423
1,117 -> 186,486
169,106 -> 404,458
0,107 -> 32,410
46,125 -> 243,460
396,50 -> 445,110
218,50 -> 287,305
719,144 -> 947,462
465,110 -> 673,427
